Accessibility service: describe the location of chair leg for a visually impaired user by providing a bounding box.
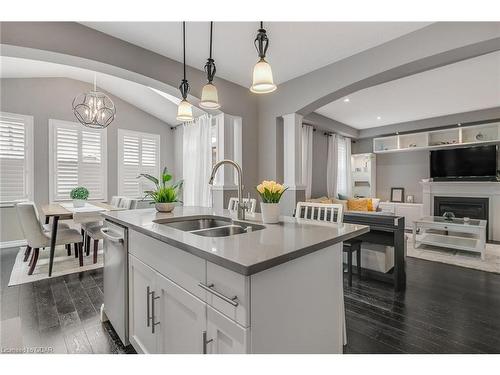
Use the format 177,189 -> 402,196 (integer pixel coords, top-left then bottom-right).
348,250 -> 353,287
85,234 -> 91,256
356,246 -> 361,280
28,248 -> 39,275
93,240 -> 99,264
66,244 -> 71,256
23,245 -> 32,262
78,242 -> 84,267
74,243 -> 79,258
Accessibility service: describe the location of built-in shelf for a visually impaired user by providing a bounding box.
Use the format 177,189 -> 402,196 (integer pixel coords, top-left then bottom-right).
373,122 -> 500,154
351,153 -> 376,197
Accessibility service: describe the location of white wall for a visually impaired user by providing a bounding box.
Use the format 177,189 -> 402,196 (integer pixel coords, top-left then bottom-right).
0,77 -> 175,242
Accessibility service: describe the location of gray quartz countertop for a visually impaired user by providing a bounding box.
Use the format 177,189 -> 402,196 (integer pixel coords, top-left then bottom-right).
103,206 -> 369,276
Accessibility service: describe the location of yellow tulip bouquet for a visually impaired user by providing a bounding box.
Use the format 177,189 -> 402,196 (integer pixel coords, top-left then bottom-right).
256,180 -> 288,203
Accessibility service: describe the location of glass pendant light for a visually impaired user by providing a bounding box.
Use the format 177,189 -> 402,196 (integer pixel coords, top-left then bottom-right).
200,22 -> 221,109
250,21 -> 277,94
72,73 -> 116,128
176,21 -> 194,122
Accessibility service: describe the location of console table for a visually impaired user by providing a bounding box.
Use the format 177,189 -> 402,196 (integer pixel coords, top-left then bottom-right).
413,216 -> 487,259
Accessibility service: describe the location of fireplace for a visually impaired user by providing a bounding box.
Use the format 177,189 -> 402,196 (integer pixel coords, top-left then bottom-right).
433,196 -> 489,240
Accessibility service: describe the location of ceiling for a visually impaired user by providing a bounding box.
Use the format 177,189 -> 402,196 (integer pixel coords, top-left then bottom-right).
81,22 -> 431,88
0,56 -> 206,125
315,50 -> 500,129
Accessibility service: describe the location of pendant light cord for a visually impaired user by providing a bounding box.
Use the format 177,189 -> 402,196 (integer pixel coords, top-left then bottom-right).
209,22 -> 213,60
182,21 -> 186,80
260,21 -> 263,29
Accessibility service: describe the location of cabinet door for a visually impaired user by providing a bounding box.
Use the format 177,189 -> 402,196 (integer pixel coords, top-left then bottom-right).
156,272 -> 206,354
206,306 -> 249,354
128,255 -> 157,354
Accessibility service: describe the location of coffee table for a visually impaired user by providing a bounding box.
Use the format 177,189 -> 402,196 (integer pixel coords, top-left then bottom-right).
413,216 -> 487,259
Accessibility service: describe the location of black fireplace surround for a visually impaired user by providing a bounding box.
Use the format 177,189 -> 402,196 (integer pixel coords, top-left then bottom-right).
434,196 -> 489,240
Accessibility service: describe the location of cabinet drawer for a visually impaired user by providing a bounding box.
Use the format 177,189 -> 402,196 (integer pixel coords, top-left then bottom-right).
129,229 -> 206,300
204,262 -> 250,327
379,203 -> 395,213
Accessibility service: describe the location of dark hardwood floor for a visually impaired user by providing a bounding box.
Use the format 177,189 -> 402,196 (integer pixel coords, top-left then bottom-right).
0,247 -> 134,354
2,246 -> 500,354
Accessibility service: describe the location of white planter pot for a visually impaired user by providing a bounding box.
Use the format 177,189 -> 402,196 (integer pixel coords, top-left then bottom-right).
260,203 -> 280,224
155,202 -> 176,213
73,199 -> 86,208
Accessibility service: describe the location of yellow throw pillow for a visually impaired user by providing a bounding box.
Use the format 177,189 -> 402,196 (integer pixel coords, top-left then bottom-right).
347,198 -> 370,212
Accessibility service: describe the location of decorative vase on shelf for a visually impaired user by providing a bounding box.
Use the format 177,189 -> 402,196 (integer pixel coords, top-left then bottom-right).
260,203 -> 280,224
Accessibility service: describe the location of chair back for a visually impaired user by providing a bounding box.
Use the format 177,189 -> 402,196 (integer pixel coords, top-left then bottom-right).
228,197 -> 257,214
295,201 -> 344,224
15,202 -> 49,247
73,211 -> 103,224
109,196 -> 124,207
118,198 -> 137,209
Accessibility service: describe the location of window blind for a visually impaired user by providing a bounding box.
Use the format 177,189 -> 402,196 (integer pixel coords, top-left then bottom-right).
50,120 -> 107,202
0,112 -> 33,203
118,129 -> 160,198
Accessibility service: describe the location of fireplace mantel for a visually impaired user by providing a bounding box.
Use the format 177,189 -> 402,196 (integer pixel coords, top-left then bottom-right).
421,181 -> 500,241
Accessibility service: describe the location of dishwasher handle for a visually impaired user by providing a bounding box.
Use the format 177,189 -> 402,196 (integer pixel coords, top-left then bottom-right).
100,228 -> 124,243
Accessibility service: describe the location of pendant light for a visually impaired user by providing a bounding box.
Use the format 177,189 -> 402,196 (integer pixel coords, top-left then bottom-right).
200,22 -> 221,110
176,21 -> 194,122
72,73 -> 116,128
250,21 -> 277,94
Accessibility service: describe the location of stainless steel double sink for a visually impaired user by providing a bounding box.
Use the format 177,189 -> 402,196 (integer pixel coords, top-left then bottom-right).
153,216 -> 265,237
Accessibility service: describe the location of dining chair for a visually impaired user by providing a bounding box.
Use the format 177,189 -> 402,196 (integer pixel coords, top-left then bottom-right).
109,195 -> 125,208
15,202 -> 83,275
73,211 -> 104,257
228,197 -> 257,214
117,197 -> 136,209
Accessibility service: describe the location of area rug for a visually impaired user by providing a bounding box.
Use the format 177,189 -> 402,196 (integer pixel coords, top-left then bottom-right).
8,244 -> 103,286
407,236 -> 500,274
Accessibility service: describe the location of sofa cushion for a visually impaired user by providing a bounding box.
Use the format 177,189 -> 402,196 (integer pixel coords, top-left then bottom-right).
347,198 -> 371,211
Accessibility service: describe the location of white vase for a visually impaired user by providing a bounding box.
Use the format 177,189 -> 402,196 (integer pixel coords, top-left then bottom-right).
73,199 -> 86,208
260,203 -> 280,224
155,202 -> 176,213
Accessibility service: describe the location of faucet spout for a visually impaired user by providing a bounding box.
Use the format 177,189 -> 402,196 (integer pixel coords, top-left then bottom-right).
209,160 -> 246,220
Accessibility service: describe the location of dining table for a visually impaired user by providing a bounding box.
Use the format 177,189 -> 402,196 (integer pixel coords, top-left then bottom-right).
40,201 -> 122,276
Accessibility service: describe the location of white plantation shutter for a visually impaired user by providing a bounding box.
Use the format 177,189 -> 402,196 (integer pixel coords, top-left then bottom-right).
118,129 -> 160,198
0,112 -> 33,203
50,120 -> 107,202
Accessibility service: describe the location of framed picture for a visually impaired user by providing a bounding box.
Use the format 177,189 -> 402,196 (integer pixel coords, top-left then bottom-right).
391,187 -> 405,203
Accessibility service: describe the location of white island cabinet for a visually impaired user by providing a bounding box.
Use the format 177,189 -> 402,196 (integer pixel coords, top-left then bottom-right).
127,228 -> 344,354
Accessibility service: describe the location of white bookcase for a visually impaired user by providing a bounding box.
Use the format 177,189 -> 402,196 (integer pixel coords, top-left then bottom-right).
373,122 -> 500,154
351,153 -> 376,198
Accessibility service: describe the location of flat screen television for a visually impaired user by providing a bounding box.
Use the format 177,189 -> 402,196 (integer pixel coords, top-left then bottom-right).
430,145 -> 498,181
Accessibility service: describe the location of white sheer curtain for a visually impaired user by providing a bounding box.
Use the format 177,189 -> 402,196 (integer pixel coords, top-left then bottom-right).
301,125 -> 314,199
336,135 -> 352,198
326,134 -> 338,198
182,114 -> 212,207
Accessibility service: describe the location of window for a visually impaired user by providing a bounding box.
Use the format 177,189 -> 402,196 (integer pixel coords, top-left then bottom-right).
336,135 -> 352,198
49,119 -> 107,202
0,112 -> 33,204
118,129 -> 160,198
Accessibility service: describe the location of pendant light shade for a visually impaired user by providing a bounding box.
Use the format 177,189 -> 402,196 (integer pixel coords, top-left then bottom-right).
177,21 -> 194,122
72,74 -> 116,128
176,99 -> 193,122
250,58 -> 276,94
200,22 -> 221,109
250,22 -> 277,94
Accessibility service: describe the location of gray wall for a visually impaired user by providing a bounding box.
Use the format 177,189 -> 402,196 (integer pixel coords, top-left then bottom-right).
311,130 -> 329,198
0,77 -> 175,242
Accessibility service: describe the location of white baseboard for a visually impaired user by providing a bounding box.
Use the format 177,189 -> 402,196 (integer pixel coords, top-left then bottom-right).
0,239 -> 27,249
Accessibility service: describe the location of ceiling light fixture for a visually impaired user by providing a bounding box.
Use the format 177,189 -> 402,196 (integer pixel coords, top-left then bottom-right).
72,73 -> 116,129
250,21 -> 277,94
176,21 -> 194,122
343,98 -> 350,103
200,22 -> 221,110
377,116 -> 382,120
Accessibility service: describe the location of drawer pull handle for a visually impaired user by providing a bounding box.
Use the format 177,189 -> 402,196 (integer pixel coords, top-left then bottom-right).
198,282 -> 239,307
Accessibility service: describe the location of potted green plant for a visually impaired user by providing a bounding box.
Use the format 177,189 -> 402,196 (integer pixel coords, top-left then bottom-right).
70,186 -> 89,208
256,180 -> 288,223
138,167 -> 182,212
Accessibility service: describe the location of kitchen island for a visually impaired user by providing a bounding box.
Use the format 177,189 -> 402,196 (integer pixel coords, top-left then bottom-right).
102,206 -> 369,354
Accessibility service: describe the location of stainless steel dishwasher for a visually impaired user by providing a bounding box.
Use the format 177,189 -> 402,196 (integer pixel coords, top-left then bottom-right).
100,220 -> 129,346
